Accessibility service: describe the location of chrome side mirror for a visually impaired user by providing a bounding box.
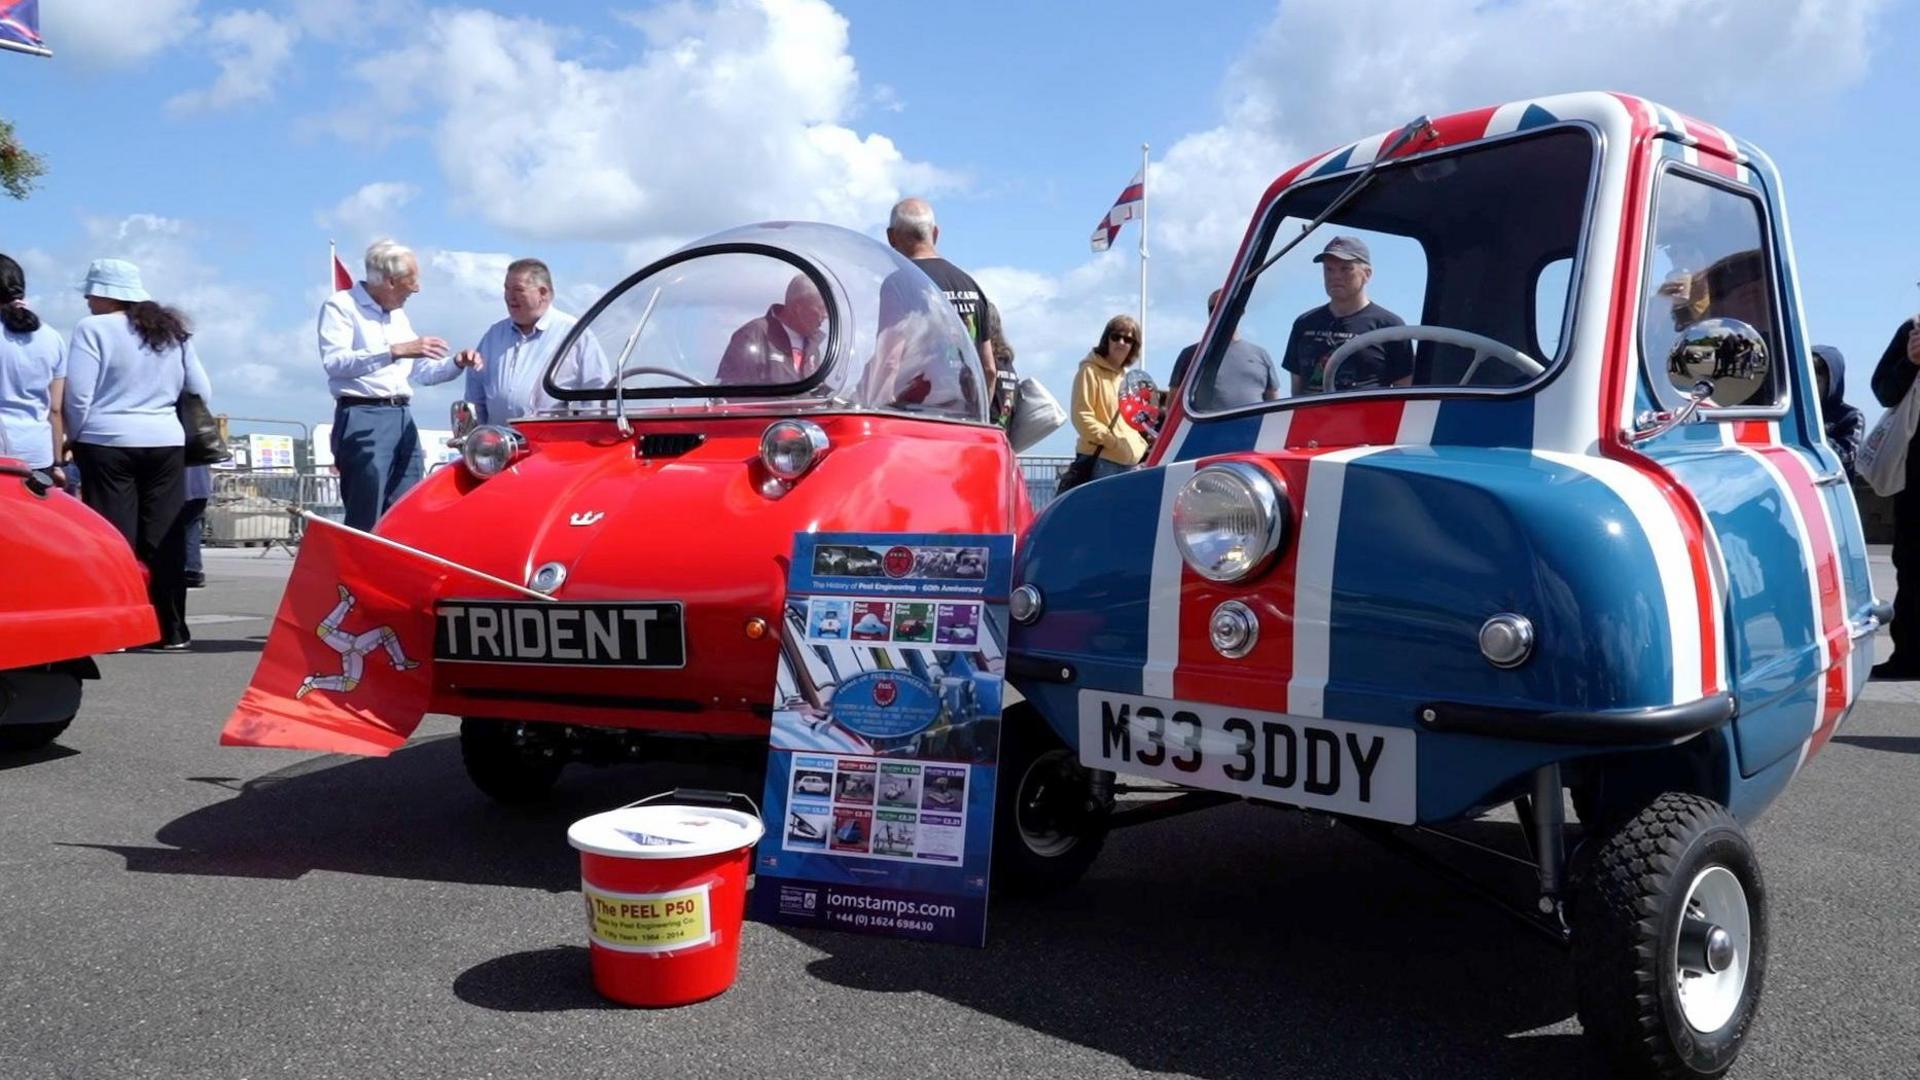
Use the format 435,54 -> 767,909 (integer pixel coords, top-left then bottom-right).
447,400 -> 479,447
1666,317 -> 1769,408
1631,380 -> 1715,443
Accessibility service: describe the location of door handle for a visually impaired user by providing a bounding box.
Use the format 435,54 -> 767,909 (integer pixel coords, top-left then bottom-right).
1812,469 -> 1848,487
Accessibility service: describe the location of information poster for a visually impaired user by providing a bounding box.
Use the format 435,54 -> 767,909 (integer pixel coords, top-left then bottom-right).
247,433 -> 296,471
752,532 -> 1013,947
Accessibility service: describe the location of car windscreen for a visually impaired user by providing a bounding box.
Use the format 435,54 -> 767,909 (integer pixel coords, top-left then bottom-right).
542,223 -> 986,423
1186,125 -> 1596,414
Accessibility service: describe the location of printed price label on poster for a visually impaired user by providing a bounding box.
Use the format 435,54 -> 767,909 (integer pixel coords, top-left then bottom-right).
751,532 -> 1013,948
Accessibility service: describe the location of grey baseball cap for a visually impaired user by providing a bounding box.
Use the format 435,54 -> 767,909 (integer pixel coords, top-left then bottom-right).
1311,235 -> 1371,265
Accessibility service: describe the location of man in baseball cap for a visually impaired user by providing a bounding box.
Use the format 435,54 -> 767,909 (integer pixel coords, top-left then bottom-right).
1281,234 -> 1413,394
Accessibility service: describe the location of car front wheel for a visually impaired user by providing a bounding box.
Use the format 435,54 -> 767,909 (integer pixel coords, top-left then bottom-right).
1571,792 -> 1766,1079
460,717 -> 565,803
992,706 -> 1110,895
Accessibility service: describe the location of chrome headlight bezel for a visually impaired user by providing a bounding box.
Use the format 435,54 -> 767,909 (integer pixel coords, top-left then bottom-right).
461,424 -> 527,479
760,419 -> 830,481
1172,461 -> 1287,582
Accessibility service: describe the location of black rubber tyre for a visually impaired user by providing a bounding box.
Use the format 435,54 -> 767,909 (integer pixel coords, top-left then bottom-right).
992,709 -> 1110,895
460,718 -> 565,804
1571,792 -> 1767,1079
0,718 -> 73,752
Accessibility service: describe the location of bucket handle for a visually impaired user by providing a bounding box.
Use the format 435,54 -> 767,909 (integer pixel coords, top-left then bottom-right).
621,787 -> 763,821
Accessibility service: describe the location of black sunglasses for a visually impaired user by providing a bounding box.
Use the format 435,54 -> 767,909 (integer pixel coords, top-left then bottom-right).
1108,331 -> 1136,344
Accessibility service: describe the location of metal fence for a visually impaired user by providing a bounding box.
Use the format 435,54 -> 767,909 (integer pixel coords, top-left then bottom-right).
206,455 -> 1083,548
1020,456 -> 1074,512
205,470 -> 302,548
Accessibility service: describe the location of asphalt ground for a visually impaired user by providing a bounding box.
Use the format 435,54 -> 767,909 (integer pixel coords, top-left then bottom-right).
2,548 -> 1916,1080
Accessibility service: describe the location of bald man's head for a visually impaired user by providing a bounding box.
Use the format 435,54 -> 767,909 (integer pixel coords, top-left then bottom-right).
782,274 -> 826,336
887,197 -> 939,258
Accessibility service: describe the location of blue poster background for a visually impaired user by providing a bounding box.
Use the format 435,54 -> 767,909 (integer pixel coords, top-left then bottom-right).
752,532 -> 1013,947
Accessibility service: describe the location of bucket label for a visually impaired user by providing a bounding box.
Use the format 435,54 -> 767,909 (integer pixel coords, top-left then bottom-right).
582,882 -> 713,954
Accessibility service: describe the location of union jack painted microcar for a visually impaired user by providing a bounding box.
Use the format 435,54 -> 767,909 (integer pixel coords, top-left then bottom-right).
370,224 -> 1033,802
1000,93 -> 1880,1079
0,457 -> 158,751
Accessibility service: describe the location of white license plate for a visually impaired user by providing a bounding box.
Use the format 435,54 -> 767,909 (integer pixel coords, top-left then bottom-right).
1076,691 -> 1416,824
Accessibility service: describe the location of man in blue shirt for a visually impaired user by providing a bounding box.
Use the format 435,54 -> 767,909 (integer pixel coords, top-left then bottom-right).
454,258 -> 608,422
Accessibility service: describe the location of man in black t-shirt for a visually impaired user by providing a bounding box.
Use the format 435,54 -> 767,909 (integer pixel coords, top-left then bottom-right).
887,197 -> 997,387
1281,235 -> 1413,394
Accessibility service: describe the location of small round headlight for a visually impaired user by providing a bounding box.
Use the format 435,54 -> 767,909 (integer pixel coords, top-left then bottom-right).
462,425 -> 525,479
761,419 -> 829,481
1479,613 -> 1534,668
1209,600 -> 1259,658
1173,462 -> 1286,582
1010,584 -> 1044,625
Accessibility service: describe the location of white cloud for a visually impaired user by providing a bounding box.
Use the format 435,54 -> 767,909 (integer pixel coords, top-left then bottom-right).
41,0 -> 200,67
167,9 -> 301,114
320,181 -> 422,247
351,0 -> 951,242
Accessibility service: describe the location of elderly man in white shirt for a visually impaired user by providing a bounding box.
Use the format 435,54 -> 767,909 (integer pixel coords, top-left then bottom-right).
455,258 -> 608,424
318,238 -> 474,530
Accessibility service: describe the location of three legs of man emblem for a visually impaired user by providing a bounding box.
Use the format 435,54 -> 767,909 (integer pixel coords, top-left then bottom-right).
296,585 -> 420,699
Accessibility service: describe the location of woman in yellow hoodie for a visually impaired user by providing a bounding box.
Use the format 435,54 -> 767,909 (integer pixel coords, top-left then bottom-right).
1068,314 -> 1149,485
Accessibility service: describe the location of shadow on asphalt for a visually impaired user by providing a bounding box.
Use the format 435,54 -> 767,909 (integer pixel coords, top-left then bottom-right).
1831,734 -> 1920,755
453,946 -> 618,1012
67,735 -> 758,890
170,636 -> 268,655
0,742 -> 79,771
790,805 -> 1599,1080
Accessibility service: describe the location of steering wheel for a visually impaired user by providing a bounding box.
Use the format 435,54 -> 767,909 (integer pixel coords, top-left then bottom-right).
616,364 -> 709,387
1323,325 -> 1544,389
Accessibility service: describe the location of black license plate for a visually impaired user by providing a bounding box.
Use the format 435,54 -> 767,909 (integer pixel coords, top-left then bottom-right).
434,601 -> 685,668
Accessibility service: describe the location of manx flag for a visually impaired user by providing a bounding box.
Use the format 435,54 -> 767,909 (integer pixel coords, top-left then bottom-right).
222,514 -> 546,757
1089,170 -> 1144,252
0,0 -> 50,57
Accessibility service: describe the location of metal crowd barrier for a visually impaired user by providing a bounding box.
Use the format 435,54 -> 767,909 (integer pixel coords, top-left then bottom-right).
1020,455 -> 1074,512
205,469 -> 301,549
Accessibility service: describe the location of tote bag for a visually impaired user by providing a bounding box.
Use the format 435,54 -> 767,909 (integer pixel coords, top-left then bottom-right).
1858,378 -> 1920,497
176,343 -> 231,466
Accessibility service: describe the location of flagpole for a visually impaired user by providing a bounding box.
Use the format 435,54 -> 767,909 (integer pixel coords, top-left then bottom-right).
296,511 -> 556,601
329,239 -> 338,289
0,39 -> 53,58
1139,142 -> 1149,373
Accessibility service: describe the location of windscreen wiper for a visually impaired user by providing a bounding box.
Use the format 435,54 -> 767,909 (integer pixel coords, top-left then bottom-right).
1241,115 -> 1433,287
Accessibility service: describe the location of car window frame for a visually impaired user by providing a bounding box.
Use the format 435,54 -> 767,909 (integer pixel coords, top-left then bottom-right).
542,241 -> 844,404
1181,121 -> 1604,420
1636,156 -> 1792,421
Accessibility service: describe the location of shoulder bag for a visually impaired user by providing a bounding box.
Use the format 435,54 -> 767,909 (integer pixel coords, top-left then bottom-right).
177,342 -> 231,466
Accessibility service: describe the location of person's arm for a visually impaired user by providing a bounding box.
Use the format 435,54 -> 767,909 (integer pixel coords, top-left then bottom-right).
62,325 -> 101,441
976,339 -> 997,386
411,344 -> 467,385
182,340 -> 213,404
318,297 -> 398,380
1069,364 -> 1114,449
47,376 -> 67,477
1868,321 -> 1917,407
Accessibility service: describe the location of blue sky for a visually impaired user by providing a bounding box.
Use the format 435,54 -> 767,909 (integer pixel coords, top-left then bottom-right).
2,0 -> 1916,443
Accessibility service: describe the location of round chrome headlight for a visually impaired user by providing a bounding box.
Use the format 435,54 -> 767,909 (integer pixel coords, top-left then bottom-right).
1172,462 -> 1286,582
462,425 -> 525,479
761,419 -> 829,481
1478,613 -> 1534,668
1009,584 -> 1044,625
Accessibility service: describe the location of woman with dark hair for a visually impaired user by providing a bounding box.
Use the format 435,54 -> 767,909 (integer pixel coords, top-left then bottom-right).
1066,313 -> 1148,485
64,258 -> 213,651
0,252 -> 67,482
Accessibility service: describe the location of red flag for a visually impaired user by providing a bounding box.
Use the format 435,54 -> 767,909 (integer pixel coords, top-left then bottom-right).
331,242 -> 354,293
221,516 -> 532,757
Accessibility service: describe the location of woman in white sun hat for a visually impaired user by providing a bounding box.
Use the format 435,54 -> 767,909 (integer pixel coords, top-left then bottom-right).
63,258 -> 213,651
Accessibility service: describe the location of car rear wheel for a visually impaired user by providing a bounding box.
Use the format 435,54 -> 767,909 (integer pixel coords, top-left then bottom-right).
460,717 -> 565,803
992,706 -> 1110,895
1571,792 -> 1766,1079
0,668 -> 82,752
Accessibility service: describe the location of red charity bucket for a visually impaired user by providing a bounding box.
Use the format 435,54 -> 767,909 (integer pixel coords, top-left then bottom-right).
567,802 -> 766,1007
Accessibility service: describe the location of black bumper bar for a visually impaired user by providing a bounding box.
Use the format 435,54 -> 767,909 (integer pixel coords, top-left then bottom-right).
1416,692 -> 1736,746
